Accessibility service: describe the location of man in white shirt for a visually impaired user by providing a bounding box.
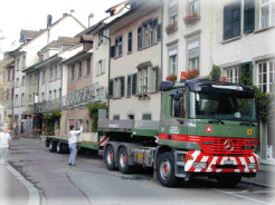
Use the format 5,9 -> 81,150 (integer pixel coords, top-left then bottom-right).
68,123 -> 83,166
0,127 -> 11,166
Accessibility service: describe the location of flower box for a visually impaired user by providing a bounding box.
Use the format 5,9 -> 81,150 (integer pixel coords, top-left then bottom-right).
166,74 -> 177,82
183,12 -> 200,25
165,24 -> 178,34
181,69 -> 199,80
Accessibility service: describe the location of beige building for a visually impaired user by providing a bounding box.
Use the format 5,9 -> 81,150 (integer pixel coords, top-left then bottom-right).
105,0 -> 163,121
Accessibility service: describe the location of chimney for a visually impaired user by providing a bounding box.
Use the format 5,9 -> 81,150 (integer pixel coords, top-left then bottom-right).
70,10 -> 75,15
88,13 -> 94,27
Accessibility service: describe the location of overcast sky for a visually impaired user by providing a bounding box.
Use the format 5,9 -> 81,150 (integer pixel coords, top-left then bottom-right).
0,0 -> 124,52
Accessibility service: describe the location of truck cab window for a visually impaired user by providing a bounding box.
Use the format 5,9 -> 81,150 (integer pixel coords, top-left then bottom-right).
171,91 -> 185,118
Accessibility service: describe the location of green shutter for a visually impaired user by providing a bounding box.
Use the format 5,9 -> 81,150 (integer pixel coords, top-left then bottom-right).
244,0 -> 255,33
132,73 -> 137,95
223,4 -> 232,40
120,76 -> 125,97
239,62 -> 253,86
142,113 -> 151,120
154,67 -> 159,91
138,27 -> 142,50
109,79 -> 113,98
127,75 -> 132,97
232,0 -> 241,38
110,46 -> 115,58
157,23 -> 162,41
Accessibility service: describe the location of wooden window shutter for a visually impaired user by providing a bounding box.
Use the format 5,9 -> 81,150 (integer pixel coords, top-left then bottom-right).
239,62 -> 253,86
120,76 -> 125,97
137,27 -> 142,50
244,0 -> 255,33
154,67 -> 159,92
232,0 -> 241,38
157,23 -> 162,41
109,79 -> 113,98
132,73 -> 137,95
223,4 -> 232,40
110,46 -> 116,58
127,75 -> 132,97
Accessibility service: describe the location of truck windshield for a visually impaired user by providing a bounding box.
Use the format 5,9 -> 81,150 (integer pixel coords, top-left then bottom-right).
189,91 -> 258,122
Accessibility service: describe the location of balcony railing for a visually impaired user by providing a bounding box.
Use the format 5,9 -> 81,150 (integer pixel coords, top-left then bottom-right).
37,82 -> 108,113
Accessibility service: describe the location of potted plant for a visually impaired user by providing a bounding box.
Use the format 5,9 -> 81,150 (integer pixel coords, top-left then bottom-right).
166,74 -> 177,82
181,69 -> 199,80
165,24 -> 178,34
183,12 -> 200,25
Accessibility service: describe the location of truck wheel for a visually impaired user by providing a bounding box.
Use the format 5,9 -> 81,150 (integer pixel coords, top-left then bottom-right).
157,152 -> 177,187
216,175 -> 242,188
118,147 -> 132,174
45,139 -> 50,147
49,140 -> 57,152
56,142 -> 63,154
105,145 -> 116,170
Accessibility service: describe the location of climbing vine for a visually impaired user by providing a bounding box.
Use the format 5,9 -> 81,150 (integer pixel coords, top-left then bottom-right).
87,102 -> 108,132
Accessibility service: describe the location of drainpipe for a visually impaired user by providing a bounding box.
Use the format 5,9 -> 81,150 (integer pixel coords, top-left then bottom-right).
160,0 -> 163,82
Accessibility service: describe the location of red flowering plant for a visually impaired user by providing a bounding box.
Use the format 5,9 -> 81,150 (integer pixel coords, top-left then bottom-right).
183,12 -> 200,25
166,74 -> 177,82
165,24 -> 178,34
181,69 -> 199,80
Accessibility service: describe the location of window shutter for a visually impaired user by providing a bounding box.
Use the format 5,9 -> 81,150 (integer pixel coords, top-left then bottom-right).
120,76 -> 125,97
157,23 -> 162,41
132,73 -> 137,95
232,0 -> 241,38
244,0 -> 255,33
110,46 -> 116,58
138,27 -> 142,50
102,59 -> 105,73
223,4 -> 232,40
109,79 -> 113,98
239,62 -> 253,86
127,75 -> 132,97
155,67 -> 159,92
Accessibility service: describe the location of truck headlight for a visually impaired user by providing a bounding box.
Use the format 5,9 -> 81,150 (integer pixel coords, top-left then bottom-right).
193,162 -> 207,169
248,163 -> 257,169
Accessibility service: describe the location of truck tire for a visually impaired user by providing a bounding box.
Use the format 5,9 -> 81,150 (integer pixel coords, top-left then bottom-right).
216,175 -> 242,188
118,147 -> 132,174
56,142 -> 64,154
105,145 -> 116,170
49,140 -> 57,152
157,152 -> 177,187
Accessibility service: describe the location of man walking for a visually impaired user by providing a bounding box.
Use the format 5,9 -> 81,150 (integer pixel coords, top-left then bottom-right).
68,122 -> 83,166
13,122 -> 19,139
0,127 -> 11,166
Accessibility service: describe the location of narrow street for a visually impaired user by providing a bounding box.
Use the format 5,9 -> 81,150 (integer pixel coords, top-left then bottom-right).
2,137 -> 274,205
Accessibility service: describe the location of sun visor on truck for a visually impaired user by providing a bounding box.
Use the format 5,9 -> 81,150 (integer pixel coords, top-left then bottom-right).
160,81 -> 175,91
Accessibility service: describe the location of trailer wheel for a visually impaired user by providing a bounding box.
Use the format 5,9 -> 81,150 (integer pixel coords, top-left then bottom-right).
105,145 -> 116,170
56,142 -> 64,154
157,152 -> 177,187
216,175 -> 242,188
118,147 -> 132,174
49,140 -> 57,152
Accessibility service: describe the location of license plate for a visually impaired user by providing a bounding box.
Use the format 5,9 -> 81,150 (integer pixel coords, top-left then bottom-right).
224,160 -> 234,165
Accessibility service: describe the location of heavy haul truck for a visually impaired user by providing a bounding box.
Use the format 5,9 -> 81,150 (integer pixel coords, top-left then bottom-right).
46,79 -> 259,187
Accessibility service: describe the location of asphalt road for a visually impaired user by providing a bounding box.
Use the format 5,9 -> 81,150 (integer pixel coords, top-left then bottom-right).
6,137 -> 275,205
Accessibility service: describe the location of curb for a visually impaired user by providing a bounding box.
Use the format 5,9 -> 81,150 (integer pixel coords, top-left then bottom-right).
6,163 -> 41,205
241,178 -> 275,189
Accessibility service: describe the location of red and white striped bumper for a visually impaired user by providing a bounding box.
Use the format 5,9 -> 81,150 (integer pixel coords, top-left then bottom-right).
185,150 -> 259,173
99,136 -> 110,146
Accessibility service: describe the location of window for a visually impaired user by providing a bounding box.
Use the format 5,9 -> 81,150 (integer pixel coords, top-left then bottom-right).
225,67 -> 239,83
86,120 -> 90,132
21,93 -> 25,106
70,65 -> 75,81
34,73 -> 38,85
22,76 -> 25,86
50,67 -> 53,81
115,36 -> 123,57
113,115 -> 120,120
187,38 -> 200,70
138,68 -> 148,92
97,60 -> 104,76
113,76 -> 125,98
244,0 -> 255,33
16,59 -> 20,70
42,92 -> 45,101
54,66 -> 58,80
42,70 -> 46,84
142,113 -> 152,120
15,95 -> 18,107
49,91 -> 52,100
54,90 -> 57,99
127,75 -> 132,97
169,48 -> 178,75
169,0 -> 178,24
22,55 -> 26,69
29,94 -> 32,104
137,19 -> 160,50
85,58 -> 91,76
223,0 -> 241,40
77,63 -> 82,79
257,59 -> 275,93
189,0 -> 200,15
260,0 -> 275,29
29,74 -> 32,86
58,65 -> 62,79
16,78 -> 19,87
171,91 -> 185,118
59,88 -> 61,98
128,32 -> 132,53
